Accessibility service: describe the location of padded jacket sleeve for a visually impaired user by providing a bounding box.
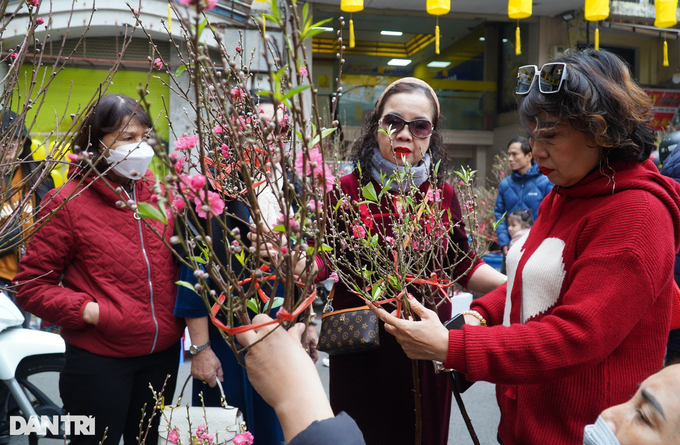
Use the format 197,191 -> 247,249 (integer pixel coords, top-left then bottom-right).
14,190 -> 93,329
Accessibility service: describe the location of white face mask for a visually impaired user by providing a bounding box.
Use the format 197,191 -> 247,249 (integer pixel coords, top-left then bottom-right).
103,141 -> 154,180
583,416 -> 621,445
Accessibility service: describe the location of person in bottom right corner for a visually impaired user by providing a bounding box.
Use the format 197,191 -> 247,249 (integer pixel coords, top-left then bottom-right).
506,209 -> 534,249
583,361 -> 680,445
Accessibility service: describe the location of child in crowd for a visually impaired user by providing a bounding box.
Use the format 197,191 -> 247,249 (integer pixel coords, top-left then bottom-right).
507,209 -> 533,249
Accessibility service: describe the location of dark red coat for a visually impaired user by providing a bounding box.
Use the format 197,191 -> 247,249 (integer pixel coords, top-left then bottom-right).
15,170 -> 184,358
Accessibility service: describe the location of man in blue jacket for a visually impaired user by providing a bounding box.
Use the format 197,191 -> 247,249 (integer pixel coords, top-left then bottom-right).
660,142 -> 680,364
494,137 -> 553,263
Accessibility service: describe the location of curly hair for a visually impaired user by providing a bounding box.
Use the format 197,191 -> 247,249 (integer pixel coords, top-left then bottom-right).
518,48 -> 655,164
349,81 -> 448,185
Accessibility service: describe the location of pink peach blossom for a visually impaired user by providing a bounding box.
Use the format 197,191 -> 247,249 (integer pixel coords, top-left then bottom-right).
299,66 -> 308,76
167,429 -> 179,444
189,174 -> 206,191
172,196 -> 186,212
233,432 -> 254,445
175,133 -> 198,151
351,224 -> 366,239
194,190 -> 225,217
220,144 -> 230,159
153,58 -> 163,70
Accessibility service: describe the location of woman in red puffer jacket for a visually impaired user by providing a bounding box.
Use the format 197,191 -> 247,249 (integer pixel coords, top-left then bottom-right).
15,94 -> 184,445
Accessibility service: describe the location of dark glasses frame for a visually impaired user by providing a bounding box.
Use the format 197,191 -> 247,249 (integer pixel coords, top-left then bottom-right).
516,62 -> 568,95
377,113 -> 434,139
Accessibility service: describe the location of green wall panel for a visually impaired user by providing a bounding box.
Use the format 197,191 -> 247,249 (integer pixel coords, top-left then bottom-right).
13,66 -> 170,142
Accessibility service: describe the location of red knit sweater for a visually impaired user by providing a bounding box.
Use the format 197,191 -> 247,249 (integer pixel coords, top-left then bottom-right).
444,160 -> 680,445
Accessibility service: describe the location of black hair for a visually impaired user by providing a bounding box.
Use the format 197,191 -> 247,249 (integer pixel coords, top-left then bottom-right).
518,49 -> 655,164
508,209 -> 534,228
0,110 -> 50,193
507,136 -> 531,156
349,80 -> 447,185
72,94 -> 152,158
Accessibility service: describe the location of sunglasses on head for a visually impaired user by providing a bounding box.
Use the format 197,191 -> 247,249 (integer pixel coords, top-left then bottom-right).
378,113 -> 433,139
516,63 -> 568,95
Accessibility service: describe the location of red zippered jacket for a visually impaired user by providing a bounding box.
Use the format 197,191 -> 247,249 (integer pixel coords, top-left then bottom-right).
15,169 -> 184,358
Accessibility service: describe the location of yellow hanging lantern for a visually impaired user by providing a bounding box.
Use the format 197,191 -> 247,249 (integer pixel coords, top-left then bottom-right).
508,0 -> 531,55
585,0 -> 609,50
655,0 -> 677,67
584,0 -> 609,22
427,0 -> 450,55
341,0 -> 363,49
655,0 -> 678,28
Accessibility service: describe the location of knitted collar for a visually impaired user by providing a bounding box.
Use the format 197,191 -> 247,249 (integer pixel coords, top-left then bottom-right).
370,149 -> 431,192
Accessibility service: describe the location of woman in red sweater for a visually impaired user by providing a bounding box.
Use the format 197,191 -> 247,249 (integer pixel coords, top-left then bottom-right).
15,95 -> 184,445
372,49 -> 680,445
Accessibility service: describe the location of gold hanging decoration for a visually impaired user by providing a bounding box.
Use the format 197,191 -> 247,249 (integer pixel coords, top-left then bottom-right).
427,0 -> 450,55
655,1 -> 677,68
341,0 -> 364,49
508,0 -> 531,56
584,0 -> 609,22
585,0 -> 609,51
656,0 -> 678,28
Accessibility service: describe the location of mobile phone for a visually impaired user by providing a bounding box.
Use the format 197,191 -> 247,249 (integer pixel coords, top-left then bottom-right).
443,313 -> 475,394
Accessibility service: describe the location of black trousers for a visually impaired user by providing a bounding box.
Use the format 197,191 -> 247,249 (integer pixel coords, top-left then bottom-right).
59,342 -> 180,445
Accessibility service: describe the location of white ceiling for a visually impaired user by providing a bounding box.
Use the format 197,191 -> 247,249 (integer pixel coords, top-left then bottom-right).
308,0 -> 587,19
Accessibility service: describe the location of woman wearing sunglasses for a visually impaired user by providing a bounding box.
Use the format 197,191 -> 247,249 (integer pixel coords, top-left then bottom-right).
312,77 -> 506,445
370,50 -> 680,445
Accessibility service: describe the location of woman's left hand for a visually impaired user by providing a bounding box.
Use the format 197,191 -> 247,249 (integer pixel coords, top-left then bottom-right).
304,323 -> 319,363
369,295 -> 449,362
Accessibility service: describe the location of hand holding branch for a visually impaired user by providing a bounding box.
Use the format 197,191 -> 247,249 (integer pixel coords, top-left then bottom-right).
369,295 -> 450,362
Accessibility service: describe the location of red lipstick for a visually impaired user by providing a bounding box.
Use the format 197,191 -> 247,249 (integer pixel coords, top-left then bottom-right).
394,146 -> 412,155
539,166 -> 554,175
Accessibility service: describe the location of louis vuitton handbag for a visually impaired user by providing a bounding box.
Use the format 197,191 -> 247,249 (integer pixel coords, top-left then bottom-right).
318,287 -> 380,355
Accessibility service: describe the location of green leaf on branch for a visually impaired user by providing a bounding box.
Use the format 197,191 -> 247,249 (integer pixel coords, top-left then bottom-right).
175,65 -> 187,77
137,202 -> 167,224
492,212 -> 506,230
361,183 -> 378,202
282,84 -> 311,101
196,17 -> 208,40
334,197 -> 345,212
272,224 -> 287,233
235,250 -> 246,266
370,282 -> 384,301
247,298 -> 260,314
301,17 -> 333,40
270,297 -> 284,309
176,281 -> 197,293
388,275 -> 399,288
187,256 -> 206,264
370,234 -> 378,247
303,27 -> 331,40
320,244 -> 333,252
308,127 -> 336,149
